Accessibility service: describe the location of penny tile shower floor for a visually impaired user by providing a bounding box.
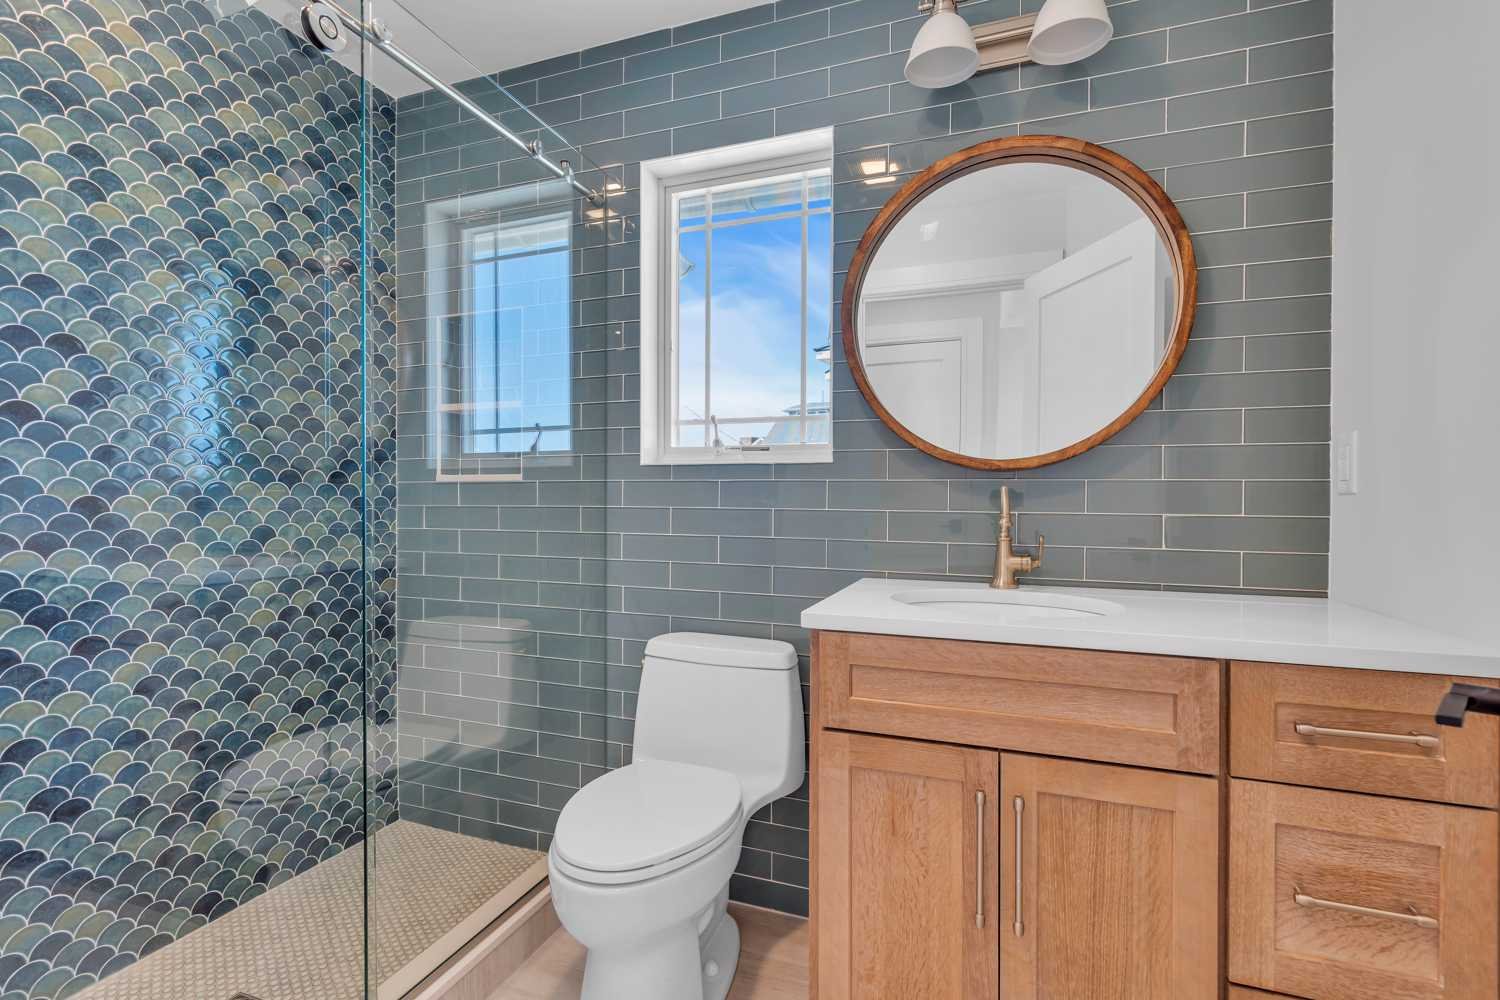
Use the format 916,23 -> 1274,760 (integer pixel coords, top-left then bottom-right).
74,821 -> 544,1000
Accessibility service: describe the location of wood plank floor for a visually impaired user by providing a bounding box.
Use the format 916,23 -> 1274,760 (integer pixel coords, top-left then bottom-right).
486,902 -> 809,1000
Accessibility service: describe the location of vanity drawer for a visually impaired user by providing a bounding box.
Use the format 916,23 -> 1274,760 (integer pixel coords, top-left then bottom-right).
1230,662 -> 1500,807
1228,780 -> 1498,1000
815,631 -> 1220,773
1229,989 -> 1299,1000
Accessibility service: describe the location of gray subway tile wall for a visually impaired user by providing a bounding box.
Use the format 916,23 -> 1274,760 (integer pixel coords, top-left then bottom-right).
395,0 -> 1333,915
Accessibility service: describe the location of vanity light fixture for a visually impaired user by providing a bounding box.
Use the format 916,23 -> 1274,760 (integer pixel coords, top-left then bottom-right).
903,0 -> 1115,88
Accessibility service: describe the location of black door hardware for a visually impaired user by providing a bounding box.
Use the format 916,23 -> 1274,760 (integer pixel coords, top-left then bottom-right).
1435,684 -> 1500,726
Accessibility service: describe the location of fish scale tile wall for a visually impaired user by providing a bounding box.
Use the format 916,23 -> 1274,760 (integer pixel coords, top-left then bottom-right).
0,0 -> 397,996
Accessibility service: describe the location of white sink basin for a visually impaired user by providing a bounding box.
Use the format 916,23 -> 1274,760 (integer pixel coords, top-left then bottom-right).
890,588 -> 1125,623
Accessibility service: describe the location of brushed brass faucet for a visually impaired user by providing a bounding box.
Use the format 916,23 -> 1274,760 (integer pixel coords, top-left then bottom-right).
992,486 -> 1045,590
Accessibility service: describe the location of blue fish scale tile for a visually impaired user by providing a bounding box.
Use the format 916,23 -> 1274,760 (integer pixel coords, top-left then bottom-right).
0,0 -> 399,997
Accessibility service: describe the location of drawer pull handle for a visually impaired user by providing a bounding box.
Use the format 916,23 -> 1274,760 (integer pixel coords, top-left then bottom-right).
1013,796 -> 1024,938
1293,888 -> 1439,929
1293,722 -> 1440,749
975,790 -> 985,930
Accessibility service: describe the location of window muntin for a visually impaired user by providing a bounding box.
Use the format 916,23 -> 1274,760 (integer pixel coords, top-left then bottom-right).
665,164 -> 833,459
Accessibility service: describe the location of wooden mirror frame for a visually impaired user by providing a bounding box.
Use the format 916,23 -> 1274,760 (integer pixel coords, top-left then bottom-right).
840,135 -> 1198,470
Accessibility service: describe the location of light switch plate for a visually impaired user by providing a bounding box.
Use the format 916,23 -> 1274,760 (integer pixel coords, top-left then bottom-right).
1335,430 -> 1359,495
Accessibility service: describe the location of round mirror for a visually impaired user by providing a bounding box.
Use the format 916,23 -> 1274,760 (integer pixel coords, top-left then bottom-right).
843,136 -> 1196,469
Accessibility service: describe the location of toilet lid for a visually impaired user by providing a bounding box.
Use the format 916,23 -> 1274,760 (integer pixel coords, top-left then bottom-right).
554,759 -> 743,873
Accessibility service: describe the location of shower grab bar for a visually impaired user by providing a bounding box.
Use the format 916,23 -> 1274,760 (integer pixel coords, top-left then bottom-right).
320,0 -> 605,205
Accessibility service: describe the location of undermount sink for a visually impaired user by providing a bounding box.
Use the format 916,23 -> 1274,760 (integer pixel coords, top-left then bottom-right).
890,588 -> 1125,623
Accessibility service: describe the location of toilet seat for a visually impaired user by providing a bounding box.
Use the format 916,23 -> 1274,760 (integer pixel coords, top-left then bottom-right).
553,759 -> 743,885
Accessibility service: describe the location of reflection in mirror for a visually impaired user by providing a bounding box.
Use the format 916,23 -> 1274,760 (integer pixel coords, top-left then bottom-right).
855,159 -> 1179,463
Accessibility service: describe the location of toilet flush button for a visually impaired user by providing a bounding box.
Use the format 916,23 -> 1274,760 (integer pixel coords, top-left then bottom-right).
705,960 -> 720,978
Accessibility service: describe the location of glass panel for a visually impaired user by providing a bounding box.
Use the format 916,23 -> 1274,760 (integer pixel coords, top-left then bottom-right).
805,209 -> 835,446
372,2 -> 616,996
0,0 -> 380,997
709,213 -> 807,445
710,173 -> 806,224
676,226 -> 709,447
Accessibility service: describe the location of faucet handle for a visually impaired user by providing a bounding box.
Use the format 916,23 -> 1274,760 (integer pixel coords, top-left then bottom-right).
999,485 -> 1013,531
1032,532 -> 1045,569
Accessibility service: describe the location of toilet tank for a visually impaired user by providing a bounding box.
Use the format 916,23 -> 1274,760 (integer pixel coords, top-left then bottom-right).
632,633 -> 804,812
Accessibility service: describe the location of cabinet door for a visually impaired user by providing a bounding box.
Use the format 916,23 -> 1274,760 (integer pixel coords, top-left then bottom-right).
1000,754 -> 1220,1000
814,731 -> 999,1000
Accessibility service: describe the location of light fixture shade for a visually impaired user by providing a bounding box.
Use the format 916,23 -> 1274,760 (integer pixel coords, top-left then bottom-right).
1028,0 -> 1114,65
904,8 -> 980,89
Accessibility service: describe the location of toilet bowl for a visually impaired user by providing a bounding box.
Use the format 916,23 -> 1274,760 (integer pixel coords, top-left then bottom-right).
546,633 -> 804,1000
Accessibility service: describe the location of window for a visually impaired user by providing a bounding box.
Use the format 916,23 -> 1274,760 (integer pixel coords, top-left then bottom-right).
459,213 -> 572,455
641,130 -> 834,464
422,187 -> 576,481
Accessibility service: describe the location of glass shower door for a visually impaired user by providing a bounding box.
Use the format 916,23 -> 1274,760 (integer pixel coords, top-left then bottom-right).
0,0 -> 379,996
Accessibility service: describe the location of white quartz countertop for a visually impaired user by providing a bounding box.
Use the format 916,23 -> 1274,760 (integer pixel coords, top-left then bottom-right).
800,578 -> 1500,677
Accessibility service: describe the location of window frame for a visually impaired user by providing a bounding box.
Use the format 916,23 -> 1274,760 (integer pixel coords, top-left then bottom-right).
640,129 -> 835,466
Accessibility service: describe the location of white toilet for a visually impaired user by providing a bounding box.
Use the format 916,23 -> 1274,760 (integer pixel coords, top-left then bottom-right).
547,632 -> 804,1000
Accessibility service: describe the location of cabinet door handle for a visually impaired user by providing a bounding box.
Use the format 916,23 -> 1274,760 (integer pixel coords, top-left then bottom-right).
1293,722 -> 1440,749
974,790 -> 985,929
1293,888 -> 1439,929
1012,795 -> 1024,938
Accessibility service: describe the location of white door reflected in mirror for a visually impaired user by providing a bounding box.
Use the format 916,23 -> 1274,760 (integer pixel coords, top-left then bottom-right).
856,160 -> 1178,464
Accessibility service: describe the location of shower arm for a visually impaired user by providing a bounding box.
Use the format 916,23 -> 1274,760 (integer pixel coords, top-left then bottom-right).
317,0 -> 605,205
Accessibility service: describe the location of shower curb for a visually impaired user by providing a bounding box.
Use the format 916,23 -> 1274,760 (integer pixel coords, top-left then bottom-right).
401,880 -> 559,1000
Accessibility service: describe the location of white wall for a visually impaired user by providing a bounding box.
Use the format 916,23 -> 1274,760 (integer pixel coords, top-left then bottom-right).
1329,0 -> 1500,647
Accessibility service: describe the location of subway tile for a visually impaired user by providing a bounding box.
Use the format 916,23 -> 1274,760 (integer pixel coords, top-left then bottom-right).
1245,332 -> 1330,371
777,25 -> 889,76
676,111 -> 777,153
1193,221 -> 1331,267
625,37 -> 721,81
1017,512 -> 1166,548
1244,405 -> 1330,443
723,10 -> 830,60
1164,369 -> 1329,409
952,80 -> 1089,131
1090,51 -> 1246,110
1168,71 -> 1331,130
1168,0 -> 1332,61
1246,182 -> 1332,225
538,60 -> 624,102
1028,100 -> 1166,144
1246,258 -> 1330,298
721,536 -> 830,567
671,562 -> 773,592
830,51 -> 908,94
581,75 -> 674,117
775,508 -> 887,540
777,86 -> 889,133
1251,34 -> 1332,82
675,52 -> 777,98
625,92 -> 722,133
1245,480 -> 1329,516
1165,443 -> 1328,480
1166,145 -> 1330,200
1246,108 -> 1331,153
1022,30 -> 1168,89
1166,515 -> 1328,552
1109,0 -> 1245,37
1195,295 -> 1331,338
1087,480 -> 1244,515
1243,552 -> 1328,590
723,69 -> 829,116
674,6 -> 776,44
670,506 -> 775,536
1086,548 -> 1242,588
949,479 -> 1087,513
827,539 -> 949,573
829,481 -> 948,510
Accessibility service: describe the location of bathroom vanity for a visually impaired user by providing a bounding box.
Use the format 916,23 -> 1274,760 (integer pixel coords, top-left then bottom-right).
802,580 -> 1500,1000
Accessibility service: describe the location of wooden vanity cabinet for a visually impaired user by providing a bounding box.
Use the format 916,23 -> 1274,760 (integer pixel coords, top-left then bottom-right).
810,633 -> 1500,1000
